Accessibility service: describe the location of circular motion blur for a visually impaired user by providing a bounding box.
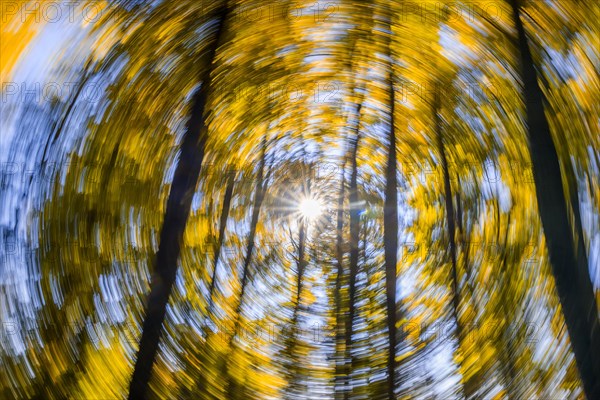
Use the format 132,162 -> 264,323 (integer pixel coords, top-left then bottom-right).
1,1 -> 599,399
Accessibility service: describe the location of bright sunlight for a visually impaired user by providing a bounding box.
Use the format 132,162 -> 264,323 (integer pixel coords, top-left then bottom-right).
298,197 -> 323,221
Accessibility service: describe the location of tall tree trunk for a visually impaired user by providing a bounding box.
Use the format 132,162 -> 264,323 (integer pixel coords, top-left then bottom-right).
510,1 -> 600,398
454,181 -> 480,398
229,136 -> 267,342
206,171 -> 235,316
334,160 -> 347,400
345,102 -> 363,399
128,4 -> 230,399
455,175 -> 477,299
335,11 -> 366,393
433,97 -> 473,399
383,58 -> 399,400
433,98 -> 460,329
285,217 -> 307,399
496,211 -> 523,400
225,135 -> 268,399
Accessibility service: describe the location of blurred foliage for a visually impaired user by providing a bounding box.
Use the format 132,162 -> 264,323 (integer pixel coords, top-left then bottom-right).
1,0 -> 599,399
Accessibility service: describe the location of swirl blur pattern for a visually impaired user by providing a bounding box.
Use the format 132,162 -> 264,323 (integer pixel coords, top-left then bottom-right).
1,0 -> 599,399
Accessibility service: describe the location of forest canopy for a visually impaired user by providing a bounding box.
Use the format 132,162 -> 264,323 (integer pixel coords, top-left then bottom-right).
1,1 -> 599,399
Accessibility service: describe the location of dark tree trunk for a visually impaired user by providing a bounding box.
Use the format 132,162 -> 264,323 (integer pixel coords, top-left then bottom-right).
432,97 -> 475,399
455,180 -> 487,397
225,136 -> 268,399
510,1 -> 600,398
383,68 -> 399,400
334,161 -> 347,400
345,102 -> 363,399
494,211 -> 520,400
229,136 -> 267,342
454,185 -> 478,398
285,217 -> 307,399
206,171 -> 235,315
128,4 -> 230,399
433,98 -> 460,330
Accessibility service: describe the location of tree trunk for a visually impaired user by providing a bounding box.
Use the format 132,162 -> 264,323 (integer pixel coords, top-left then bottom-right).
206,171 -> 235,316
225,135 -> 268,399
334,160 -> 347,400
345,102 -> 362,399
383,64 -> 399,400
229,136 -> 267,342
510,1 -> 600,398
496,211 -> 522,400
433,98 -> 474,399
335,25 -> 366,395
285,217 -> 307,399
128,4 -> 230,399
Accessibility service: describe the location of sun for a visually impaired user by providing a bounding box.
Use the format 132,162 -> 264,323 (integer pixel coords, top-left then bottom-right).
298,197 -> 323,221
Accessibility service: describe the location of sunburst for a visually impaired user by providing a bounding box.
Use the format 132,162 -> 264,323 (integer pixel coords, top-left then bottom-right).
298,197 -> 323,221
